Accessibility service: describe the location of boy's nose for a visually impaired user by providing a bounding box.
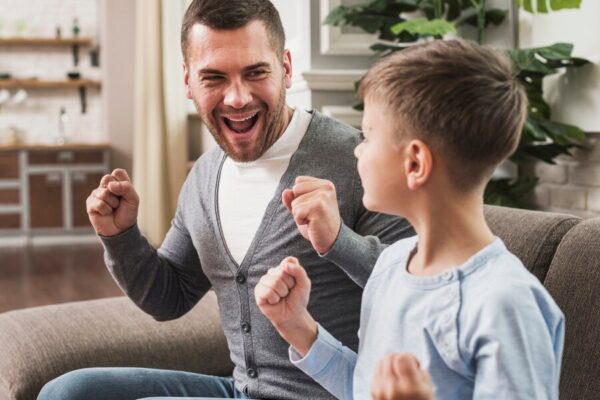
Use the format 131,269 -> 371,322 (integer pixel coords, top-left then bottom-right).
224,81 -> 252,109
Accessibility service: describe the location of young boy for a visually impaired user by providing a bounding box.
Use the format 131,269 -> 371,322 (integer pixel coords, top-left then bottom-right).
255,39 -> 564,399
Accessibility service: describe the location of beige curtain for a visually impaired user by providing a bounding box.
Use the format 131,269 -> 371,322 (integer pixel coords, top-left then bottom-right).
133,0 -> 188,247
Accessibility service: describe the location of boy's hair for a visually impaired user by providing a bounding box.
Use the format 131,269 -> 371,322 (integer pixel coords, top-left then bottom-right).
181,0 -> 285,62
358,39 -> 527,191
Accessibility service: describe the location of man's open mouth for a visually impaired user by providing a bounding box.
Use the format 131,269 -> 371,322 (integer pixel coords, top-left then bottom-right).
222,112 -> 260,134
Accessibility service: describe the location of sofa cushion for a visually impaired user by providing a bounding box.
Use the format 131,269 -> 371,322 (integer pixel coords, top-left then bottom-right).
0,291 -> 232,400
544,218 -> 600,400
484,205 -> 580,282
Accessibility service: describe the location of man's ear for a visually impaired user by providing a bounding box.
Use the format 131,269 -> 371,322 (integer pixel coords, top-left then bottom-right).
405,140 -> 432,190
282,49 -> 293,89
183,62 -> 193,99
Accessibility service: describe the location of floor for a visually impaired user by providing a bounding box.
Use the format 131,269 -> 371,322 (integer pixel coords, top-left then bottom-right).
0,243 -> 122,313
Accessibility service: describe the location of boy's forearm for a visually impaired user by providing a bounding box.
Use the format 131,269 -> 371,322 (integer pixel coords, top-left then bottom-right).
274,311 -> 318,357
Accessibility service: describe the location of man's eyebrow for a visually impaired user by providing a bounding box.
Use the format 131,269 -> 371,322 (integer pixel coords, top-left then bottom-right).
243,62 -> 271,71
198,68 -> 225,75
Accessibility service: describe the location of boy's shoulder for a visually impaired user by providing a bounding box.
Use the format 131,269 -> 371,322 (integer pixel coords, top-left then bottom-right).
461,242 -> 563,322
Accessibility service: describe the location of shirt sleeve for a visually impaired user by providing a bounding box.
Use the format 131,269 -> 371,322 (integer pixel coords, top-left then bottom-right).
289,324 -> 357,400
468,283 -> 565,400
101,175 -> 211,321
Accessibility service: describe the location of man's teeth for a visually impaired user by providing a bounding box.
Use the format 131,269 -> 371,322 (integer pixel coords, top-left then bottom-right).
226,112 -> 258,122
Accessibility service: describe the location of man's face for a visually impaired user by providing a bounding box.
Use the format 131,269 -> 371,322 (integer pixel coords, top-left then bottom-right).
183,20 -> 292,162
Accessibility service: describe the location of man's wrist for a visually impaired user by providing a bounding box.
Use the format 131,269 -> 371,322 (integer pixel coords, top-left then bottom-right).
276,311 -> 318,357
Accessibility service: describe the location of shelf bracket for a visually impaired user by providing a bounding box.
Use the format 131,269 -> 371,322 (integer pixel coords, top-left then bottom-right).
71,44 -> 80,67
78,86 -> 87,114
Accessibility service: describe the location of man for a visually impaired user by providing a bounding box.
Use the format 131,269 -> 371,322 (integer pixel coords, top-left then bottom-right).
38,1 -> 412,399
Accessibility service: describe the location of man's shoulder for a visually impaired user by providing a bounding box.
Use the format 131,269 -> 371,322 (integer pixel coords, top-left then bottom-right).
302,110 -> 362,158
309,110 -> 361,135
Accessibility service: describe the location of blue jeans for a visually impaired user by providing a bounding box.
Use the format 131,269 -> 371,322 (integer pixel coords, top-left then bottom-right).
37,367 -> 248,400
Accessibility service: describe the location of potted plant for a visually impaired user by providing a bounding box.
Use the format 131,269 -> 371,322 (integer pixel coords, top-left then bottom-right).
325,0 -> 590,207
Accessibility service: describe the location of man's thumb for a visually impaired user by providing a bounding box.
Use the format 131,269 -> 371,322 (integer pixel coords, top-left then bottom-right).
282,189 -> 294,212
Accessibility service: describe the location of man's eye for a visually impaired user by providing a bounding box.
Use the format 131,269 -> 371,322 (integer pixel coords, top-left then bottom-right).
359,132 -> 366,141
202,76 -> 223,82
247,70 -> 267,79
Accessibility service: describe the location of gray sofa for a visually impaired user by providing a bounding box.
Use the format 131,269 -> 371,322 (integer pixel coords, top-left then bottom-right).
0,205 -> 599,400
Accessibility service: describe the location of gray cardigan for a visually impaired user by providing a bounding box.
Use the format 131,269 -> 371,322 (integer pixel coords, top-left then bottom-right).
102,111 -> 413,399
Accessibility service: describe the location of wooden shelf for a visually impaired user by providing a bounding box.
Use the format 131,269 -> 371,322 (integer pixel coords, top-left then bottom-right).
0,37 -> 92,47
0,79 -> 101,89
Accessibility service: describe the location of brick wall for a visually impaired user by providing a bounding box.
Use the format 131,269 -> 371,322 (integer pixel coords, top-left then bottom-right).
532,134 -> 600,218
0,0 -> 103,143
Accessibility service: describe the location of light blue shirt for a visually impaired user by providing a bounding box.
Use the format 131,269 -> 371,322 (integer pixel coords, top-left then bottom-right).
290,236 -> 565,399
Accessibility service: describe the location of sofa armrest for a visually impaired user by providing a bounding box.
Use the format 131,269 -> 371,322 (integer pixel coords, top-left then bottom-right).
0,292 -> 233,400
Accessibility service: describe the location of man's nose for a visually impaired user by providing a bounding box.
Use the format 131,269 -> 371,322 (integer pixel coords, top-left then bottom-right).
223,80 -> 252,109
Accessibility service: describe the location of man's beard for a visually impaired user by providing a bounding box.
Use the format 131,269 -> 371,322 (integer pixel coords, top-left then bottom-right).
193,84 -> 288,162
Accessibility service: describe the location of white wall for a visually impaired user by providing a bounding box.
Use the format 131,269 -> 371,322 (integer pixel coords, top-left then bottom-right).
519,1 -> 600,132
0,0 -> 103,144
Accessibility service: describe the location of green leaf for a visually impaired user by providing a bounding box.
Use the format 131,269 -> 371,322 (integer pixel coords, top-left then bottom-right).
484,177 -> 538,208
549,0 -> 582,10
517,0 -> 581,12
457,9 -> 508,27
391,17 -> 456,37
537,0 -> 549,12
521,143 -> 570,163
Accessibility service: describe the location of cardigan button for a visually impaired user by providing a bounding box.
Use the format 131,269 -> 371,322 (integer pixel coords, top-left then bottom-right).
247,368 -> 257,378
241,322 -> 251,333
236,273 -> 246,284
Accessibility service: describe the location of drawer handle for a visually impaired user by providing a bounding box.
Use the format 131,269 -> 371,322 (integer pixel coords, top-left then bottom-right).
46,173 -> 62,184
72,172 -> 87,183
58,151 -> 74,162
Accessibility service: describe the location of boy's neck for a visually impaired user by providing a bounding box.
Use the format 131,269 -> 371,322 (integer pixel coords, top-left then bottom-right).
407,193 -> 495,277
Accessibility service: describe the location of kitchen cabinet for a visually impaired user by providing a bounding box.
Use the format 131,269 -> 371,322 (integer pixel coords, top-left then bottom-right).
0,145 -> 110,234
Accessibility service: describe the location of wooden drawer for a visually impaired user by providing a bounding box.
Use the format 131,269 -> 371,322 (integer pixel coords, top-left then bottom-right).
0,214 -> 20,229
0,189 -> 19,204
28,150 -> 105,165
0,152 -> 19,178
29,173 -> 63,228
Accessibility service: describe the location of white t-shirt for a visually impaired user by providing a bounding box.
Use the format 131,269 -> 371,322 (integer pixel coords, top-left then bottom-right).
218,108 -> 312,265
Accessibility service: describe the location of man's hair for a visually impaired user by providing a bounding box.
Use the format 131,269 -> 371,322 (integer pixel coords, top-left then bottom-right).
358,39 -> 527,191
181,0 -> 285,61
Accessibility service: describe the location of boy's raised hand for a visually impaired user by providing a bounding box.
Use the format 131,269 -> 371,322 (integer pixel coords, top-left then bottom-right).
255,257 -> 318,356
371,353 -> 433,400
86,168 -> 139,237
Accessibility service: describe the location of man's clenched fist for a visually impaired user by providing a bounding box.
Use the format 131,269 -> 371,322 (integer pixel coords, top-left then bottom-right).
282,176 -> 342,254
86,168 -> 139,237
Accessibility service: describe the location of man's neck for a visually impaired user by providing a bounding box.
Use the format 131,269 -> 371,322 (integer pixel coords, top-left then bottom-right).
406,193 -> 494,277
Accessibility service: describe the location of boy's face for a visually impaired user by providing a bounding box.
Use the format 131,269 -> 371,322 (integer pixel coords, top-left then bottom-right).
354,99 -> 408,215
183,20 -> 292,162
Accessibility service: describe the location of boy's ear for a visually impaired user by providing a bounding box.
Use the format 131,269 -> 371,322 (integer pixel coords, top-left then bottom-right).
405,140 -> 432,190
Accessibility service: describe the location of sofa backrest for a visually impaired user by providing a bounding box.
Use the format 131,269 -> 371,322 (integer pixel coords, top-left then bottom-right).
544,218 -> 600,400
484,205 -> 581,281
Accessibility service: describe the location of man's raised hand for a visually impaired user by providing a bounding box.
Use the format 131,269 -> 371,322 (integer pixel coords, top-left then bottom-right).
86,168 -> 139,237
282,176 -> 342,254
